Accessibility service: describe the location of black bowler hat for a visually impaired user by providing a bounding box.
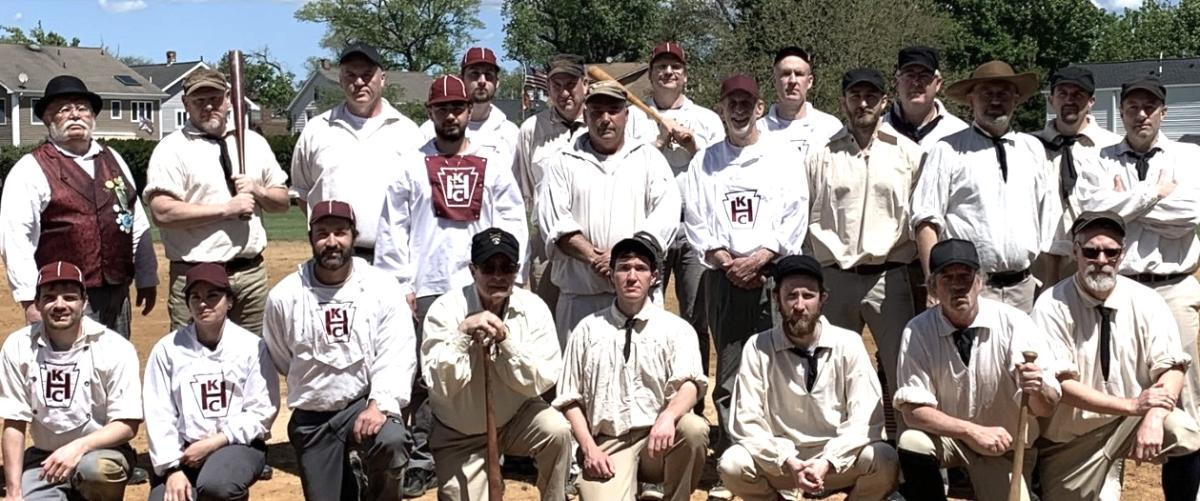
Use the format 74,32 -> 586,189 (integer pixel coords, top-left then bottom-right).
471,228 -> 520,266
772,255 -> 824,284
610,232 -> 663,271
929,239 -> 980,274
842,68 -> 886,93
36,75 -> 103,118
1049,66 -> 1096,95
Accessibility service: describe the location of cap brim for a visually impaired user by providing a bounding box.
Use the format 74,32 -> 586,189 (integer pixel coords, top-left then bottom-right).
186,81 -> 229,94
932,258 -> 980,274
946,73 -> 1040,105
585,91 -> 627,103
844,79 -> 886,93
427,95 -> 470,105
472,247 -> 519,265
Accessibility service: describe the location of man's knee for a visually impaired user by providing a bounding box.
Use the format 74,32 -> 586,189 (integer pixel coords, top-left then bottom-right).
1164,408 -> 1200,455
716,444 -> 755,483
366,416 -> 409,470
675,413 -> 709,451
860,441 -> 900,475
195,478 -> 250,501
536,408 -> 573,449
897,429 -> 937,456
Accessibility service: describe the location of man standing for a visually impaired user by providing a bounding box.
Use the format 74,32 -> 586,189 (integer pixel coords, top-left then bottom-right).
1033,67 -> 1123,287
806,68 -> 923,436
554,235 -> 709,501
684,74 -> 807,479
1032,211 -> 1200,501
719,255 -> 899,500
0,261 -> 143,501
291,42 -> 422,263
1077,76 -> 1200,426
882,46 -> 968,149
537,79 -> 680,339
145,68 -> 290,335
264,200 -> 414,500
756,46 -> 843,158
893,239 -> 1058,501
420,47 -> 519,160
911,61 -> 1053,312
0,75 -> 157,338
422,228 -> 572,500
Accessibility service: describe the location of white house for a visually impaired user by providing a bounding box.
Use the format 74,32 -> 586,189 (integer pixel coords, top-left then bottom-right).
1046,57 -> 1200,141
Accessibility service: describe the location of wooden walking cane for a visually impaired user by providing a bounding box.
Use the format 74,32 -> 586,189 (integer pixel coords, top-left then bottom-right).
1008,351 -> 1039,501
480,340 -> 503,500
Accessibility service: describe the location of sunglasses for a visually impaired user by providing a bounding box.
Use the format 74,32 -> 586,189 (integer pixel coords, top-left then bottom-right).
1078,245 -> 1122,260
479,262 -> 519,275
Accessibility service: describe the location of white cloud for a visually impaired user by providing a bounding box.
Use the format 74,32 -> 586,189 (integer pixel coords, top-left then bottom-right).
1093,0 -> 1143,11
12,12 -> 22,21
97,0 -> 148,13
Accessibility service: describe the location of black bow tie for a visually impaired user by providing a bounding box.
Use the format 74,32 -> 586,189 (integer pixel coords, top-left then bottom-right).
1125,148 -> 1161,181
1040,134 -> 1080,200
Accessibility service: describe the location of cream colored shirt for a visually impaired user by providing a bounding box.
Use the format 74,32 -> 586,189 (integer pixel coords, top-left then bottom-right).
881,99 -> 969,151
1076,138 -> 1200,275
1033,117 -> 1123,256
730,319 -> 884,476
756,103 -> 843,159
806,123 -> 924,268
537,137 -> 680,296
894,298 -> 1060,449
553,302 -> 706,437
145,123 -> 289,262
291,101 -> 421,248
0,318 -> 142,452
910,125 -> 1054,273
1032,275 -> 1190,443
422,285 -> 561,435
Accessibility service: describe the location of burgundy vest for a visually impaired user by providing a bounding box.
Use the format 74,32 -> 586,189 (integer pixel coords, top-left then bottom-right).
31,142 -> 135,288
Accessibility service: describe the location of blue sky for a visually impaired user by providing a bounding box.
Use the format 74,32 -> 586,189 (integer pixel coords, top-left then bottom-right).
0,0 -> 512,81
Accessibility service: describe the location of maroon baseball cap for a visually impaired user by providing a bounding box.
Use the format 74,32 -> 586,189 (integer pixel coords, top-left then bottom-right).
309,200 -> 356,227
37,261 -> 84,288
719,74 -> 759,100
428,75 -> 470,105
184,263 -> 230,293
461,47 -> 499,70
650,42 -> 686,64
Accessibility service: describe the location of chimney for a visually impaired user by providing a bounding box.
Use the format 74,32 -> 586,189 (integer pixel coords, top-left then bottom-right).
320,58 -> 331,70
166,50 -> 177,65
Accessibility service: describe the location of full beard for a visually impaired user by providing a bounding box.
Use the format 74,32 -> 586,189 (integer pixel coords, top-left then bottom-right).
1082,264 -> 1117,292
782,308 -> 819,339
436,125 -> 466,142
48,119 -> 92,144
315,247 -> 352,272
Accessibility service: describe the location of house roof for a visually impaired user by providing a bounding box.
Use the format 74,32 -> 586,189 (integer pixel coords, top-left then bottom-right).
1068,57 -> 1200,90
130,60 -> 206,91
287,67 -> 435,114
0,43 -> 166,98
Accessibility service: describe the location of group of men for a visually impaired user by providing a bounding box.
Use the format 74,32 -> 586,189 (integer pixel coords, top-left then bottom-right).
0,34 -> 1198,501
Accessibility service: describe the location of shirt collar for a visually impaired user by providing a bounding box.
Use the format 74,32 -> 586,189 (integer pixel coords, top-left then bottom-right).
971,122 -> 1016,142
829,121 -> 902,148
330,100 -> 406,126
182,320 -> 234,355
934,298 -> 994,338
49,140 -> 102,159
766,102 -> 815,125
607,301 -> 656,327
1115,137 -> 1164,157
32,316 -> 108,349
462,284 -> 518,319
181,119 -> 233,139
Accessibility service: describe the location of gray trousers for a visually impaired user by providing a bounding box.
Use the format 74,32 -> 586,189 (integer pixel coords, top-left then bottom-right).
664,245 -> 709,413
83,283 -> 131,339
168,260 -> 268,335
404,295 -> 440,475
147,443 -> 266,501
20,445 -> 134,501
288,397 -> 409,501
704,269 -> 773,454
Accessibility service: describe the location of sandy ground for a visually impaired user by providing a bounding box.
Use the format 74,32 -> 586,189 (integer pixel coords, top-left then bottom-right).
0,242 -> 1168,500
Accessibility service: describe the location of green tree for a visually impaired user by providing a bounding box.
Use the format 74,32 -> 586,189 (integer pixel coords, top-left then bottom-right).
118,55 -> 154,67
502,0 -> 664,66
0,21 -> 80,47
1091,0 -> 1198,61
296,0 -> 482,73
219,48 -> 297,116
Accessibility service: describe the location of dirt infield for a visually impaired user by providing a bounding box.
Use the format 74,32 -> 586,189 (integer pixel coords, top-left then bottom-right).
0,241 -> 1167,500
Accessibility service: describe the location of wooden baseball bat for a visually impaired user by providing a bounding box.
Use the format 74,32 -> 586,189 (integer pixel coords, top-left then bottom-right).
227,50 -> 247,176
1007,351 -> 1038,501
480,341 -> 503,500
585,65 -> 669,128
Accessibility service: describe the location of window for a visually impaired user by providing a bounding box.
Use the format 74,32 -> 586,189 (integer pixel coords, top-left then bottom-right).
111,100 -> 122,119
131,101 -> 153,123
175,110 -> 188,129
0,98 -> 6,125
30,98 -> 41,125
114,74 -> 141,86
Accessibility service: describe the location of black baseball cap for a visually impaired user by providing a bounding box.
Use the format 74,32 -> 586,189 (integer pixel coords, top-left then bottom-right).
1121,76 -> 1166,102
773,46 -> 812,66
471,228 -> 520,266
772,255 -> 824,284
898,46 -> 939,71
929,239 -> 980,274
610,232 -> 662,271
1049,66 -> 1095,95
842,68 -> 886,93
339,42 -> 383,67
1071,211 -> 1126,239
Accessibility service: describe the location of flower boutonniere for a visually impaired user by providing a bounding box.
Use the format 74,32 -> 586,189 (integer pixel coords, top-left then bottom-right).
104,177 -> 133,234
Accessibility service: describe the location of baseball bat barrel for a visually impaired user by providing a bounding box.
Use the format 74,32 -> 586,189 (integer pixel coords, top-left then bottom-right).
585,65 -> 668,127
1007,351 -> 1038,501
481,342 -> 503,500
227,50 -> 247,176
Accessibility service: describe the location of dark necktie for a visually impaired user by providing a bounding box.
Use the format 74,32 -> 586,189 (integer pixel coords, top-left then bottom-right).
1097,306 -> 1113,381
1041,135 -> 1079,200
1127,148 -> 1160,181
888,105 -> 944,144
977,128 -> 1009,182
952,328 -> 977,366
622,317 -> 636,362
210,134 -> 238,196
790,347 -> 824,392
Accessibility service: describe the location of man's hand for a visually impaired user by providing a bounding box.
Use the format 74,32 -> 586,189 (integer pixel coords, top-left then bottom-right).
1156,170 -> 1177,199
646,414 -> 676,458
1016,361 -> 1043,394
459,311 -> 508,345
136,286 -> 157,316
164,470 -> 193,501
580,444 -> 615,480
705,248 -> 734,269
180,434 -> 226,468
1131,382 -> 1176,415
726,255 -> 767,290
21,301 -> 40,325
589,250 -> 611,279
796,459 -> 831,494
1132,409 -> 1166,462
223,193 -> 256,220
231,174 -> 263,198
406,293 -> 417,320
655,118 -> 697,153
965,425 -> 1013,456
39,440 -> 88,484
353,401 -> 387,444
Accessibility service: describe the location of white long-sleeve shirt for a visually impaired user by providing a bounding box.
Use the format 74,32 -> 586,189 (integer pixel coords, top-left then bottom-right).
910,124 -> 1054,273
422,285 -> 561,435
881,100 -> 968,151
683,135 -> 808,265
290,101 -> 421,249
420,103 -> 520,162
143,320 -> 280,474
730,319 -> 884,476
756,103 -> 843,158
0,141 -> 157,302
263,258 -> 417,415
537,136 -> 680,295
1076,138 -> 1200,275
1034,117 -> 1123,256
375,139 -> 528,298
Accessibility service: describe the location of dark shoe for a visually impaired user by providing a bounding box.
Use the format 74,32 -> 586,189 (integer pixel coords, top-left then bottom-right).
258,464 -> 274,480
638,482 -> 665,500
129,466 -> 149,485
402,468 -> 436,498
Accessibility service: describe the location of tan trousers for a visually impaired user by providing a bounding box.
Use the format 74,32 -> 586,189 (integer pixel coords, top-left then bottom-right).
429,399 -> 573,501
576,413 -> 709,501
718,441 -> 898,501
897,429 -> 1035,501
1036,409 -> 1200,501
167,260 -> 268,335
1150,276 -> 1200,422
981,274 -> 1036,314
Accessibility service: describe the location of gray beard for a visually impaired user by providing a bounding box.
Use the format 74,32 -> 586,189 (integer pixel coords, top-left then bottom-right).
48,120 -> 92,144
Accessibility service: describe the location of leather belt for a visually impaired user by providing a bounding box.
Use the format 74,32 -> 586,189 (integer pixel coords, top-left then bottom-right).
987,268 -> 1031,288
833,261 -> 905,275
172,254 -> 263,274
1125,272 -> 1189,285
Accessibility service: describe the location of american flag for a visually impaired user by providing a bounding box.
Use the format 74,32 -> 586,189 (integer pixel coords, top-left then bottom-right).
523,68 -> 548,92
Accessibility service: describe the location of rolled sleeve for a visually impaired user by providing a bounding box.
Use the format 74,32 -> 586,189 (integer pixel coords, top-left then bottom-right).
104,338 -> 144,421
664,317 -> 707,402
893,323 -> 940,410
0,334 -> 32,422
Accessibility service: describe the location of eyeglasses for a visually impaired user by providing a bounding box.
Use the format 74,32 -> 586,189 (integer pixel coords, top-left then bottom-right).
53,104 -> 93,117
479,262 -> 519,275
1078,245 -> 1122,260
